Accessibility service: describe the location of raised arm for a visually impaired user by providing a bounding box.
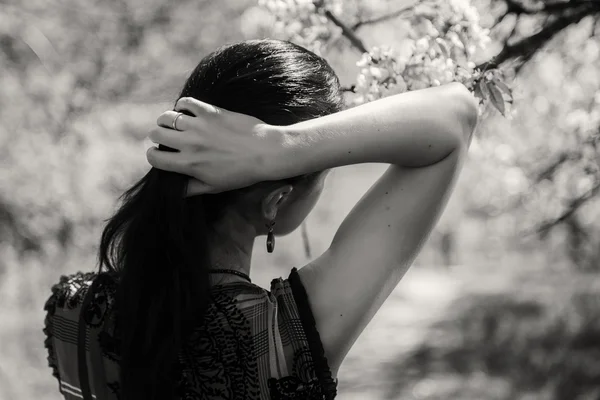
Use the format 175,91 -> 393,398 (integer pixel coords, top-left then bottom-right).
147,82 -> 477,376
268,82 -> 477,177
272,82 -> 478,377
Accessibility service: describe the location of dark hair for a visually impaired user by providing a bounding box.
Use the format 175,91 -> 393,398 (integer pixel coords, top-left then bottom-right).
97,39 -> 344,400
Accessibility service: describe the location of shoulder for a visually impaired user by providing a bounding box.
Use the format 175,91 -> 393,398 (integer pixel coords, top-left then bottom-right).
43,270 -> 119,323
42,271 -> 101,384
44,271 -> 98,313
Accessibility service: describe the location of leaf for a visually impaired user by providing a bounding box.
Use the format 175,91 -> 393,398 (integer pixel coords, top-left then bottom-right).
492,79 -> 513,104
493,79 -> 511,95
435,38 -> 450,58
473,82 -> 483,103
486,81 -> 506,116
478,80 -> 490,100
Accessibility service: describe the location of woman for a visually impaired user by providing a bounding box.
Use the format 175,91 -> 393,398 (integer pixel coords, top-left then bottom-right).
43,39 -> 477,400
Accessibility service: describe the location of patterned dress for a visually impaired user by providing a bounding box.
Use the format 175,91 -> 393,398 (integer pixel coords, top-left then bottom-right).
43,267 -> 338,399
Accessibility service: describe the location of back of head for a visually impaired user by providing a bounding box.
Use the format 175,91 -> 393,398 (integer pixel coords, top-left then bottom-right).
181,39 -> 343,125
98,39 -> 343,400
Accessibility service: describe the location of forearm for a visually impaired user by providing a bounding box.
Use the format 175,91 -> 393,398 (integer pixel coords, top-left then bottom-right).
270,82 -> 477,179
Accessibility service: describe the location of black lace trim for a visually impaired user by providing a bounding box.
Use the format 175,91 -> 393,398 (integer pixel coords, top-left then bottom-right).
42,271 -> 106,388
287,267 -> 338,400
43,277 -> 66,387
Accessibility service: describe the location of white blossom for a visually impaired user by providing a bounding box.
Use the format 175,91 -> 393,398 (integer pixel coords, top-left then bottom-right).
350,0 -> 493,104
261,0 -> 502,113
258,0 -> 344,54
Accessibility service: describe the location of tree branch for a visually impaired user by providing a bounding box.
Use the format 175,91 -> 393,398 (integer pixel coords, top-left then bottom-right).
301,221 -> 312,259
314,0 -> 368,54
477,3 -> 599,70
505,0 -> 598,15
351,4 -> 415,30
541,0 -> 599,14
535,130 -> 599,183
535,152 -> 574,183
534,179 -> 600,236
503,0 -> 540,15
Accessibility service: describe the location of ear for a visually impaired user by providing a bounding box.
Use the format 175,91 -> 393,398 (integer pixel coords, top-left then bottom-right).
261,184 -> 294,221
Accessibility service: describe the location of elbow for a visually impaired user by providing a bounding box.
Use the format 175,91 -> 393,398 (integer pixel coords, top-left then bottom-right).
448,83 -> 479,145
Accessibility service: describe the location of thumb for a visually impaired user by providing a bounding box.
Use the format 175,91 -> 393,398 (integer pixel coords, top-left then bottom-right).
185,178 -> 217,197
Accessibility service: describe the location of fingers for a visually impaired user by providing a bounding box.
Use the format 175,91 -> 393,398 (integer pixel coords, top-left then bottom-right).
175,97 -> 222,117
156,110 -> 193,132
148,126 -> 197,150
155,97 -> 222,134
146,146 -> 190,175
146,149 -> 217,195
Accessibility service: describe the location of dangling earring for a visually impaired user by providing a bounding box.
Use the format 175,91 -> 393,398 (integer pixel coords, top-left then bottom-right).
266,220 -> 276,253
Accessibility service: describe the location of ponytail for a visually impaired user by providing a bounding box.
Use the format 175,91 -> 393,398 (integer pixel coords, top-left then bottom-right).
98,156 -> 212,400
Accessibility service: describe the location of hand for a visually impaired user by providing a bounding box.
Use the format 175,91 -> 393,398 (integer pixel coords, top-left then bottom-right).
147,97 -> 280,195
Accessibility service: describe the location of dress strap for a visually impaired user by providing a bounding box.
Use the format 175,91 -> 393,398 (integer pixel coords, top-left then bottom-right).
287,267 -> 338,399
77,273 -> 110,400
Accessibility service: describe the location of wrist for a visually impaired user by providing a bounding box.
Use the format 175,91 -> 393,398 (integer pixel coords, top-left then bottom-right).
262,123 -> 309,181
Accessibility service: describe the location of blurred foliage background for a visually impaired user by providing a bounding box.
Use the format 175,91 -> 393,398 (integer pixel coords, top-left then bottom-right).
1,0 -> 599,399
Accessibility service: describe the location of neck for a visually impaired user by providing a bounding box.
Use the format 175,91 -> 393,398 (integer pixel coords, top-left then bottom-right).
207,211 -> 257,285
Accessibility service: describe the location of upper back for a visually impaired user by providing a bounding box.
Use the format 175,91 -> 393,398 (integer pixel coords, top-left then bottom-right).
43,269 -> 338,400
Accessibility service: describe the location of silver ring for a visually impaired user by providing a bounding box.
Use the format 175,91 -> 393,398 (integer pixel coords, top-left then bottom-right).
172,112 -> 183,131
